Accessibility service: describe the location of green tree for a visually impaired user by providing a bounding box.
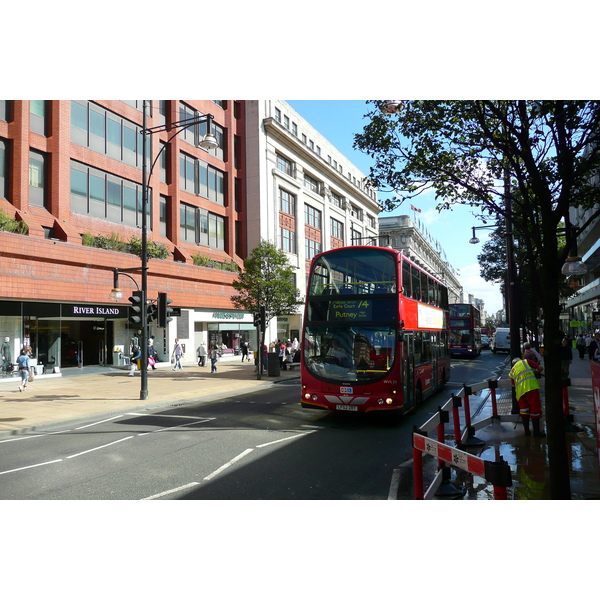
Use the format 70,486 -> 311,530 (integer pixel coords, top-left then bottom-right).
231,240 -> 302,354
355,100 -> 600,499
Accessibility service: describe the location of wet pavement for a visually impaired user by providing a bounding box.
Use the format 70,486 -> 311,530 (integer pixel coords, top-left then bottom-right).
431,355 -> 600,500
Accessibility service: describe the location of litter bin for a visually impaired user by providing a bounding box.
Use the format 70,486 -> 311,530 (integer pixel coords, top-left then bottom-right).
267,352 -> 280,377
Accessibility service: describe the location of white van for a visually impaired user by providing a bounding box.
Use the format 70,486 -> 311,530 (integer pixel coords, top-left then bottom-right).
491,328 -> 511,353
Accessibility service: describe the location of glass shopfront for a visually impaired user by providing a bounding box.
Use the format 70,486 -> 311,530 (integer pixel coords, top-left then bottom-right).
0,300 -> 128,370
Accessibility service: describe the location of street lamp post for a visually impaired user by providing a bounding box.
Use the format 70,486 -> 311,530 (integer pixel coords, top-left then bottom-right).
135,101 -> 219,400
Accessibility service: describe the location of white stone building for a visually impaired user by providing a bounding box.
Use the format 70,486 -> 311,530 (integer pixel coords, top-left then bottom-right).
378,214 -> 463,304
245,101 -> 381,344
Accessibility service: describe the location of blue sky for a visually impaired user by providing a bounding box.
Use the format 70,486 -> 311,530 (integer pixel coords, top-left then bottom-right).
287,100 -> 504,317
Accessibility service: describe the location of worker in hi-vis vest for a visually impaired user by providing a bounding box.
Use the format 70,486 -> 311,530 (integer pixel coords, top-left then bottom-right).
509,357 -> 545,437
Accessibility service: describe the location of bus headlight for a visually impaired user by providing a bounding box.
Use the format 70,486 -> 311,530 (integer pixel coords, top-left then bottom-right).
311,394 -> 319,401
386,398 -> 393,405
304,393 -> 311,400
377,398 -> 384,405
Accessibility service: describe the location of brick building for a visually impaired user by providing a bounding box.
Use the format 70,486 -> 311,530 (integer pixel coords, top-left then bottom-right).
0,100 -> 250,370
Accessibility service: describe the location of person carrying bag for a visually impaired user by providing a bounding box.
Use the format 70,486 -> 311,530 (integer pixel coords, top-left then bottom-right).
16,349 -> 30,392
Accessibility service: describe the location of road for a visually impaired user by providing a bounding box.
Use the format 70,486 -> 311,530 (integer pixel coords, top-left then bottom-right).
0,351 -> 509,500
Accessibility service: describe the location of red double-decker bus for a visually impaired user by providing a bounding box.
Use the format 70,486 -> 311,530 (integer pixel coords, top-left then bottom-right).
300,246 -> 450,415
449,303 -> 482,358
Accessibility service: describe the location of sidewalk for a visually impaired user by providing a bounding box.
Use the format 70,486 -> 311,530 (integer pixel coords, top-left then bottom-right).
450,355 -> 600,500
0,356 -> 300,437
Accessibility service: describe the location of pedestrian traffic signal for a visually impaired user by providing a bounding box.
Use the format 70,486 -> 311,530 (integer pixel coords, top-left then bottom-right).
253,312 -> 261,328
157,292 -> 173,328
128,290 -> 145,326
147,300 -> 157,324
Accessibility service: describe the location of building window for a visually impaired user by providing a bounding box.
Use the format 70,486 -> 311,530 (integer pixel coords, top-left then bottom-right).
349,204 -> 362,220
0,139 -> 7,199
180,201 -> 225,251
179,152 -> 226,206
304,204 -> 321,229
330,217 -> 344,242
179,102 -> 225,161
276,154 -> 294,177
304,173 -> 320,194
283,115 -> 289,129
291,122 -> 297,136
70,101 -> 145,168
70,160 -> 148,228
29,150 -> 46,207
305,238 -> 322,261
159,142 -> 168,184
159,195 -> 169,238
0,101 -> 13,122
330,191 -> 344,209
279,226 -> 296,253
275,107 -> 281,122
30,100 -> 48,136
279,188 -> 295,215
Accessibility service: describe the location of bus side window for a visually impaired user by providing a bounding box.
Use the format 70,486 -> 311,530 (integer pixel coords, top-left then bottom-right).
402,260 -> 412,298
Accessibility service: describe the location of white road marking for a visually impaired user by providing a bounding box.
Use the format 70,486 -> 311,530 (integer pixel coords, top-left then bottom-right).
137,418 -> 212,436
66,436 -> 133,459
388,469 -> 400,500
0,434 -> 46,444
256,430 -> 316,448
141,482 -> 200,500
0,459 -> 63,476
203,448 -> 254,481
74,416 -> 125,430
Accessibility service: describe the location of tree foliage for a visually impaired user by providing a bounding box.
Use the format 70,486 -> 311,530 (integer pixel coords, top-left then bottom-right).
230,239 -> 301,326
354,100 -> 600,499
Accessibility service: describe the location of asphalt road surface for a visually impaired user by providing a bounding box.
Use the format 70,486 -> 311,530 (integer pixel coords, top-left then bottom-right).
0,351 -> 508,500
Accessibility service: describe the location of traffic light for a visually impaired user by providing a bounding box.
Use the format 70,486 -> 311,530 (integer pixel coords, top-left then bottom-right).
253,305 -> 267,329
157,292 -> 174,328
128,290 -> 145,326
147,300 -> 157,324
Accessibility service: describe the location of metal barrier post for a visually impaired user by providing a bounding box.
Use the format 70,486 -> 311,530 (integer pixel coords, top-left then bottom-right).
488,378 -> 499,418
412,428 -> 424,500
451,395 -> 462,445
461,384 -> 484,448
562,377 -> 582,432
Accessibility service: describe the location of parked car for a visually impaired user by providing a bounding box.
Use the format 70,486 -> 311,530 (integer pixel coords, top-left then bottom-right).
481,334 -> 490,349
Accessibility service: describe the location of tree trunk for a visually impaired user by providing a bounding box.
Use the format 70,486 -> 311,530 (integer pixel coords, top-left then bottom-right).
541,284 -> 572,499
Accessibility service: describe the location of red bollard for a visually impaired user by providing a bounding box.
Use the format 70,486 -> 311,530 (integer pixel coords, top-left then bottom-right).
413,445 -> 424,500
493,485 -> 508,500
562,384 -> 570,417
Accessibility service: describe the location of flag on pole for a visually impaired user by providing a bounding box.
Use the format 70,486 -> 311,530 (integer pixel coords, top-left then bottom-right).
410,204 -> 422,213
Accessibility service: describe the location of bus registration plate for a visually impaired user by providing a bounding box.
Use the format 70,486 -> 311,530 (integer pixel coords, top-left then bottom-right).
340,387 -> 353,394
336,405 -> 357,411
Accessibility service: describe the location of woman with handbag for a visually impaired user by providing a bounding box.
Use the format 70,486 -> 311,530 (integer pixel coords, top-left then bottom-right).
16,349 -> 30,392
147,339 -> 157,370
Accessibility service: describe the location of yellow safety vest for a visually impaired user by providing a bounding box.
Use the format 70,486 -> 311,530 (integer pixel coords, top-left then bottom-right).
509,359 -> 540,400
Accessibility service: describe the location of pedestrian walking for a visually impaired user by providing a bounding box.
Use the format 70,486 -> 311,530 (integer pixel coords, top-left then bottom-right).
576,334 -> 586,359
241,340 -> 249,362
197,342 -> 207,367
509,356 -> 545,437
560,337 -> 573,378
129,345 -> 141,376
210,345 -> 218,373
16,349 -> 30,392
147,339 -> 157,370
172,338 -> 183,371
588,332 -> 600,361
